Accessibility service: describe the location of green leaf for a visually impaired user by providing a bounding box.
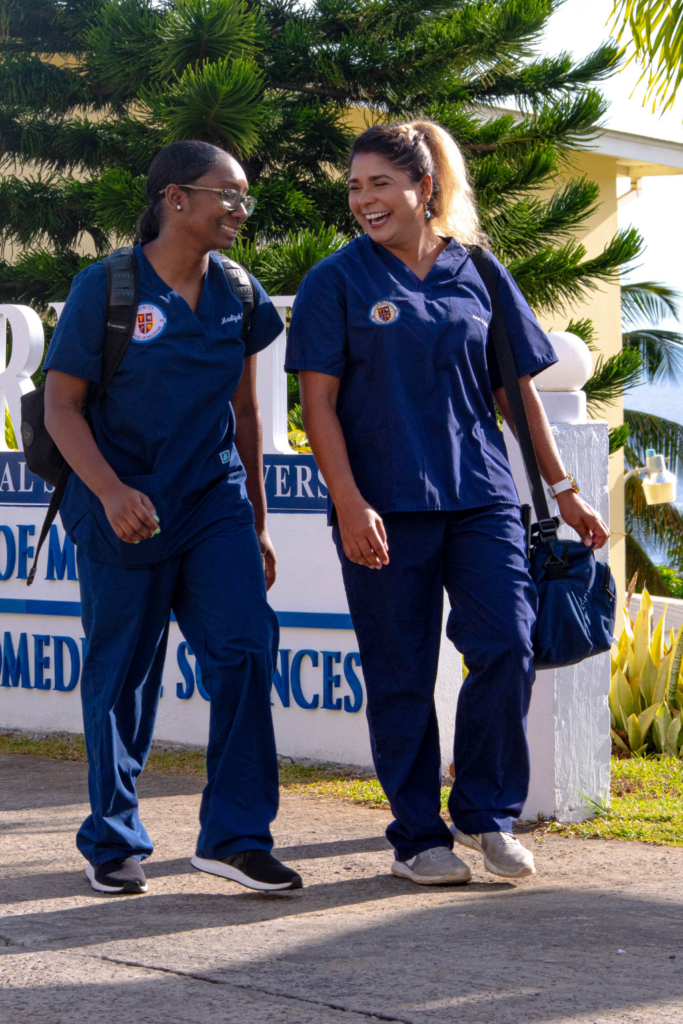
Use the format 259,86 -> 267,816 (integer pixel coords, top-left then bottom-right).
626,713 -> 643,752
621,280 -> 681,327
583,346 -> 643,412
155,0 -> 261,80
609,423 -> 630,455
145,56 -> 265,155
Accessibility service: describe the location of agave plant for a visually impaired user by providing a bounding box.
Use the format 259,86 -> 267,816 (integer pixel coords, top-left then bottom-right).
610,589 -> 683,757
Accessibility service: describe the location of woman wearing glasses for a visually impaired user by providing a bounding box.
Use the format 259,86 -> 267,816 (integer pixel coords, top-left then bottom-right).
43,140 -> 302,895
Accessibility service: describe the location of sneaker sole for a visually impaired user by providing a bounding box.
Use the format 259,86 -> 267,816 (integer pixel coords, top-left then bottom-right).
391,862 -> 471,885
85,865 -> 148,894
191,855 -> 302,891
452,830 -> 536,879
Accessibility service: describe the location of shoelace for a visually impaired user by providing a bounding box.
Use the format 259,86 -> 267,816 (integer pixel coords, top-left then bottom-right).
428,846 -> 457,862
492,832 -> 520,848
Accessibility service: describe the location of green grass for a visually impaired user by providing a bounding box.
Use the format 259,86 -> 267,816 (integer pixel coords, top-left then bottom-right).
545,756 -> 683,847
3,732 -> 683,845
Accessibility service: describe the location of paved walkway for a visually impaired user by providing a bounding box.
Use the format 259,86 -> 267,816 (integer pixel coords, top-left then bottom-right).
1,753 -> 682,1024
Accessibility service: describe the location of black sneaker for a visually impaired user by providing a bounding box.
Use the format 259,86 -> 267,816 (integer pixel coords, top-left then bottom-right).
85,857 -> 148,894
191,850 -> 302,891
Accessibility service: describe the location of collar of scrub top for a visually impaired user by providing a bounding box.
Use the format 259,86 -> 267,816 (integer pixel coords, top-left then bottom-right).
369,236 -> 469,284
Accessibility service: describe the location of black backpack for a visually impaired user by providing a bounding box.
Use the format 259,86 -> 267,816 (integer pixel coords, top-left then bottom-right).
20,246 -> 255,585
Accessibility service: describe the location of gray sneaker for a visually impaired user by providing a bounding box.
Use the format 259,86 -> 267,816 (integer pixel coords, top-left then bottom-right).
391,846 -> 471,885
452,828 -> 535,878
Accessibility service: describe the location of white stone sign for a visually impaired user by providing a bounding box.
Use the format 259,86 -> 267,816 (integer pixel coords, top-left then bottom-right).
0,304 -> 611,821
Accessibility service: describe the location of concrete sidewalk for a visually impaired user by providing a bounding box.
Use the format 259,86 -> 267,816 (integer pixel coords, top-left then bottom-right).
1,754 -> 682,1024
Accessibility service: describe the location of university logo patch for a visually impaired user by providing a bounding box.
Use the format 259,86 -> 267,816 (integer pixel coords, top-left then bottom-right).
369,300 -> 401,325
133,303 -> 167,343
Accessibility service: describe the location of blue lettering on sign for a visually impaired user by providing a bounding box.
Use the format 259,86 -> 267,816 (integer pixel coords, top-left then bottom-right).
0,524 -> 78,583
46,527 -> 78,581
0,451 -> 329,514
0,632 -> 85,691
263,454 -> 327,513
0,634 -> 363,711
0,454 -> 54,505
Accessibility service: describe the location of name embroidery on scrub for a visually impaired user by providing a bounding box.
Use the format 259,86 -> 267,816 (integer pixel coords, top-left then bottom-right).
369,300 -> 401,325
133,303 -> 167,342
221,314 -> 242,325
472,314 -> 488,326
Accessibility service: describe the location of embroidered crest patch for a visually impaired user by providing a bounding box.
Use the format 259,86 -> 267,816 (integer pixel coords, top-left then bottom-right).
133,303 -> 167,343
369,300 -> 401,325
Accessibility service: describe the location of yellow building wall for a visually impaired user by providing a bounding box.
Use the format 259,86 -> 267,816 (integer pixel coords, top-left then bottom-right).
536,152 -> 625,604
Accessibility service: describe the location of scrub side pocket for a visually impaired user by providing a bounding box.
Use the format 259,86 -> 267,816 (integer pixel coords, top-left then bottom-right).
344,428 -> 393,511
84,472 -> 167,567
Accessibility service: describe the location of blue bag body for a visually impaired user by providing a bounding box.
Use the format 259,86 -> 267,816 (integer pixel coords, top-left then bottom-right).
530,537 -> 616,669
468,246 -> 617,671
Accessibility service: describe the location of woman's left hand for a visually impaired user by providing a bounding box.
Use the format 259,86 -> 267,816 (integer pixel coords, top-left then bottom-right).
258,529 -> 277,590
556,491 -> 609,549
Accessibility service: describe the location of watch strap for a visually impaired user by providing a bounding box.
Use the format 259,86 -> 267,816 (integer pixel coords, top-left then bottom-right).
548,477 -> 575,500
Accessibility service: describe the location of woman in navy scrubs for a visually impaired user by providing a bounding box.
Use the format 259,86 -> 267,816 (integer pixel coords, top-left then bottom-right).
286,121 -> 609,884
44,140 -> 302,894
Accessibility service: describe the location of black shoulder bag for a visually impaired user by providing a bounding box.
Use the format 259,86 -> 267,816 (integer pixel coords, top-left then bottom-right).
468,246 -> 616,669
20,248 -> 256,586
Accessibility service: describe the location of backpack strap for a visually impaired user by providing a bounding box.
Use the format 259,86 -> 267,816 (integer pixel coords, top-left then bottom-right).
216,254 -> 256,343
467,245 -> 559,546
27,247 -> 139,585
97,245 -> 139,396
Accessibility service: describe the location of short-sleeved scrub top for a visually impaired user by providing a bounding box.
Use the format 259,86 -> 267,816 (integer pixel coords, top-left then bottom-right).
44,243 -> 283,567
285,235 -> 557,519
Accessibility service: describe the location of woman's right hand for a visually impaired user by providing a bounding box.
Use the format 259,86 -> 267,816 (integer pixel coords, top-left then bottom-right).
100,483 -> 159,544
337,498 -> 389,569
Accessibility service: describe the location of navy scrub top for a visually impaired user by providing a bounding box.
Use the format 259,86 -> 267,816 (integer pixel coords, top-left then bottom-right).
285,235 -> 558,518
44,243 -> 283,567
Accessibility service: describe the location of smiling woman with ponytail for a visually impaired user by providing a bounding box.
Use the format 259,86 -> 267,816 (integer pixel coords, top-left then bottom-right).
286,119 -> 609,886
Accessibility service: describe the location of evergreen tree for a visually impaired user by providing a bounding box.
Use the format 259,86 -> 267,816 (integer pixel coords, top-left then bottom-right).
0,1 -> 642,409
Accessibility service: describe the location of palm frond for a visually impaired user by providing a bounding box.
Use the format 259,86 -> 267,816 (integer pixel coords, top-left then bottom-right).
621,280 -> 681,327
625,475 -> 683,568
626,533 -> 676,597
623,409 -> 683,477
623,328 -> 683,385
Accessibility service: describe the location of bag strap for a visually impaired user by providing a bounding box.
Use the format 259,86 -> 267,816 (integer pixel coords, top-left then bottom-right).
27,247 -> 139,586
217,254 -> 256,343
97,245 -> 140,397
26,462 -> 73,586
467,245 -> 559,544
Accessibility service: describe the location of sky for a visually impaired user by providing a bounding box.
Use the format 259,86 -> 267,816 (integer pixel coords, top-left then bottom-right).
540,0 -> 683,422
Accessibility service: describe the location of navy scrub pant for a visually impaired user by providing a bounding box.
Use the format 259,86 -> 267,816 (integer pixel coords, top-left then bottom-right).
334,505 -> 537,862
75,517 -> 280,867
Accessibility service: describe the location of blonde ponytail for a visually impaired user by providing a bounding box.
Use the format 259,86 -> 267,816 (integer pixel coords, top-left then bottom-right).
410,121 -> 484,245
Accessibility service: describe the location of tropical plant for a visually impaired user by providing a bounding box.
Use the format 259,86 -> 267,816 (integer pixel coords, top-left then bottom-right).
619,282 -> 683,593
611,0 -> 683,115
610,588 -> 683,757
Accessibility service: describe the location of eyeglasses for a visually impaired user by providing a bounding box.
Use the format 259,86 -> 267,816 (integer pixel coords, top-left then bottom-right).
162,184 -> 257,217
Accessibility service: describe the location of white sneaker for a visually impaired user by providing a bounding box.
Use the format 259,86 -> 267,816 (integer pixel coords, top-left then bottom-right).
452,828 -> 535,878
391,846 -> 471,885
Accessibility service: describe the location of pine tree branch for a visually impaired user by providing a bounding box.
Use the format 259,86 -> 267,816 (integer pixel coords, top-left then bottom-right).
0,53 -> 94,113
509,227 -> 643,314
583,347 -> 643,412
